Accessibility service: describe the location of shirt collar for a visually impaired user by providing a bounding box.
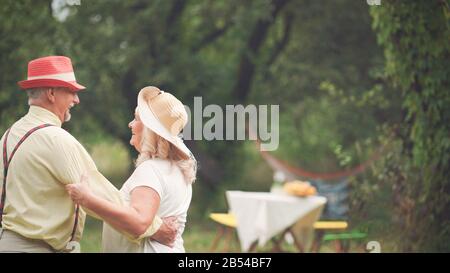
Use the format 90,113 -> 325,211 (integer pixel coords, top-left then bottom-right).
28,105 -> 62,127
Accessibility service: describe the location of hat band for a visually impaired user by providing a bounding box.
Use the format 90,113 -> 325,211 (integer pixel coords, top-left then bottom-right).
27,72 -> 76,82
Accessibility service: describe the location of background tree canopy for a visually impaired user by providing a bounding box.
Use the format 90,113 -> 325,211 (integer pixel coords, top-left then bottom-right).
1,0 -> 448,252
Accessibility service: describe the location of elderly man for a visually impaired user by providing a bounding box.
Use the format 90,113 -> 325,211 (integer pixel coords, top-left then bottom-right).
0,56 -> 177,253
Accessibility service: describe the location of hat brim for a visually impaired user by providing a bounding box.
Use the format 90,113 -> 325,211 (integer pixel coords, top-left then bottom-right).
18,79 -> 86,92
137,91 -> 191,160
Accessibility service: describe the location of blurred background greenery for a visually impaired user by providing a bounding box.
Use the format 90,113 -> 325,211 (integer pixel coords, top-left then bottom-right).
1,0 -> 449,252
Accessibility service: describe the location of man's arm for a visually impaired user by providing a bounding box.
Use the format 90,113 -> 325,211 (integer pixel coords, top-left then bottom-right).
67,180 -> 160,238
67,172 -> 178,245
80,170 -> 179,243
50,133 -> 165,242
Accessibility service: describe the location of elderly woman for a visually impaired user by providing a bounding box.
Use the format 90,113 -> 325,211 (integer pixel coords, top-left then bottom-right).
66,86 -> 196,252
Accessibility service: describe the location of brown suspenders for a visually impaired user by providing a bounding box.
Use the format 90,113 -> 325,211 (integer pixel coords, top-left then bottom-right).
1,124 -> 80,242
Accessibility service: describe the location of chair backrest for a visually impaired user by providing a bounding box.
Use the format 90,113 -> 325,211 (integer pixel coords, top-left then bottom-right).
310,178 -> 349,220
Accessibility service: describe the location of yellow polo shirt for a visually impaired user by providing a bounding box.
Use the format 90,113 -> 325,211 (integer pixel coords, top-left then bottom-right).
0,106 -> 162,251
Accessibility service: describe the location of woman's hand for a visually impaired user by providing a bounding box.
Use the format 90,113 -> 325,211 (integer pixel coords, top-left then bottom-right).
66,174 -> 93,207
151,216 -> 179,247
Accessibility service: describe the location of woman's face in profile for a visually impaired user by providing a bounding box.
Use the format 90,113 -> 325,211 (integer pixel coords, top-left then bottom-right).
128,111 -> 144,151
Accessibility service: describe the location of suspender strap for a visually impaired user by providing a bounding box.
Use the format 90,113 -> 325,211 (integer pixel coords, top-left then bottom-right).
70,205 -> 80,242
1,123 -> 80,243
1,128 -> 12,217
1,124 -> 53,227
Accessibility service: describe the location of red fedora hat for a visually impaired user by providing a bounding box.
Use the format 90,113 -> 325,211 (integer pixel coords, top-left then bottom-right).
18,56 -> 86,92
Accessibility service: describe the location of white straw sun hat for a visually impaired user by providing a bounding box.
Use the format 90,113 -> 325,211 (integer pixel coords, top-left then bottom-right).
137,86 -> 191,159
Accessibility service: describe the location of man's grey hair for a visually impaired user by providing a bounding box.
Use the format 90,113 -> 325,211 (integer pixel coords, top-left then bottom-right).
26,88 -> 48,105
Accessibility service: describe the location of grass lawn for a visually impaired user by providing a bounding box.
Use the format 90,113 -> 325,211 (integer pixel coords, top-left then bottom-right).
80,217 -> 368,253
80,218 -> 224,253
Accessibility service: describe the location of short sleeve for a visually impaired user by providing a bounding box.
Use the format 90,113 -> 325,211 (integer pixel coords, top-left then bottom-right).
128,160 -> 164,199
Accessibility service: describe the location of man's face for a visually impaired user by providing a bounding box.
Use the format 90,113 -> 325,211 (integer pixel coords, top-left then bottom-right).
53,88 -> 80,123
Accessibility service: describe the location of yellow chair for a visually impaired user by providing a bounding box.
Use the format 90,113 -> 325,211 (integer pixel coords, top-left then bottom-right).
310,220 -> 348,252
314,221 -> 367,253
210,213 -> 237,228
209,213 -> 239,252
209,213 -> 349,252
313,221 -> 348,229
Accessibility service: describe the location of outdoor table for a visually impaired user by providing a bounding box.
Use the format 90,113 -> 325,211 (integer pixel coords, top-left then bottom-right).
226,190 -> 327,252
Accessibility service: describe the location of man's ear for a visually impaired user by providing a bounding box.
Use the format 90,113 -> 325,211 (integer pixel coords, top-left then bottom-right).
46,88 -> 56,103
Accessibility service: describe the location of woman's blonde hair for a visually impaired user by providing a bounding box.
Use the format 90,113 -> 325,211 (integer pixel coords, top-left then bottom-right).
135,127 -> 197,184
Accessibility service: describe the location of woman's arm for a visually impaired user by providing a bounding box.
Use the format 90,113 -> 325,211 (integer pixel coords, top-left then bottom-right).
66,178 -> 160,237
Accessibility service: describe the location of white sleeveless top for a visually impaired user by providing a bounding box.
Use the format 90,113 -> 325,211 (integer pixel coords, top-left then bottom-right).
101,159 -> 192,253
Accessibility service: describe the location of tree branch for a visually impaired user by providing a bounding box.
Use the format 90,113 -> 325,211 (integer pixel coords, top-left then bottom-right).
267,12 -> 293,66
193,20 -> 233,52
232,0 -> 290,102
166,0 -> 187,29
129,0 -> 148,13
164,0 -> 189,58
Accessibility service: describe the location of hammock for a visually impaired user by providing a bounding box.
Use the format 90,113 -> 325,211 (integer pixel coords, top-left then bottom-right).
249,127 -> 384,181
259,147 -> 383,180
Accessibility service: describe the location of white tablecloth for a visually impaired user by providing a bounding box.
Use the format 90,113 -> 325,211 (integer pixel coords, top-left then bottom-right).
226,191 -> 327,252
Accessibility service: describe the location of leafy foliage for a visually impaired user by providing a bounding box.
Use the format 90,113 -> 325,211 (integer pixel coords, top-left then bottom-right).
371,0 -> 450,251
